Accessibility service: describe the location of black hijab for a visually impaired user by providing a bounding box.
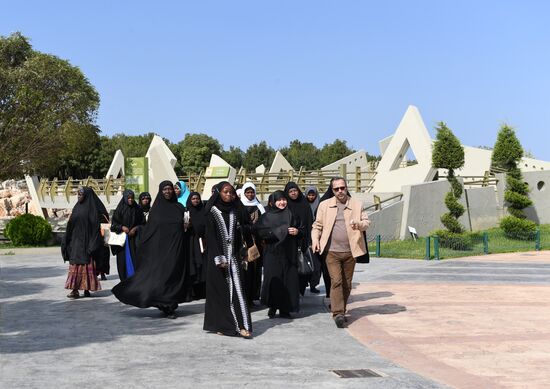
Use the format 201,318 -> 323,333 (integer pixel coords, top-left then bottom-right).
140,181 -> 185,243
284,181 -> 312,242
62,186 -> 108,264
186,191 -> 206,233
112,189 -> 144,230
256,190 -> 293,247
138,192 -> 151,212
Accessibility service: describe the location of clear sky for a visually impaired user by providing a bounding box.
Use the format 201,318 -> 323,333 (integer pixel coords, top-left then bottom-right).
2,1 -> 549,159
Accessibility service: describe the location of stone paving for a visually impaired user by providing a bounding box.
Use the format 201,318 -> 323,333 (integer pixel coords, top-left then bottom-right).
0,248 -> 444,389
348,251 -> 550,388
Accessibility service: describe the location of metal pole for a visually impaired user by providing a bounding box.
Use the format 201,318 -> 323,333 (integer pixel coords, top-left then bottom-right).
376,235 -> 381,257
425,236 -> 431,260
434,236 -> 440,260
483,232 -> 489,254
536,228 -> 541,251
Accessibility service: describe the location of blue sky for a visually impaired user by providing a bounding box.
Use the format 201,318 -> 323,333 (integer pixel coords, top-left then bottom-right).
2,1 -> 549,159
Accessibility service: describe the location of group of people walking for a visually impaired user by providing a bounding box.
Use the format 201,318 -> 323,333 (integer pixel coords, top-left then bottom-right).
61,176 -> 370,338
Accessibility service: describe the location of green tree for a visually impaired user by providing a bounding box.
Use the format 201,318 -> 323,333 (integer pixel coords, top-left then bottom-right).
280,140 -> 321,170
0,32 -> 100,179
175,133 -> 222,174
491,124 -> 536,238
319,139 -> 355,166
432,122 -> 465,234
221,146 -> 244,169
243,141 -> 275,170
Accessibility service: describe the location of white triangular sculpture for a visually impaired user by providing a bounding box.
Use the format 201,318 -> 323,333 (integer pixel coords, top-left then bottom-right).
145,135 -> 179,199
269,151 -> 294,173
201,154 -> 237,200
106,150 -> 125,178
255,164 -> 266,174
372,105 -> 437,193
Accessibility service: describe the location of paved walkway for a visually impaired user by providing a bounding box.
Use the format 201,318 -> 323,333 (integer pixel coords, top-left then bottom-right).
1,248 -> 443,389
3,248 -> 550,388
348,251 -> 550,388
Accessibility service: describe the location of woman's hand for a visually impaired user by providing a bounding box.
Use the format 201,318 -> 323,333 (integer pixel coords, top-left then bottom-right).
288,227 -> 298,236
122,226 -> 130,234
217,262 -> 228,269
128,227 -> 138,237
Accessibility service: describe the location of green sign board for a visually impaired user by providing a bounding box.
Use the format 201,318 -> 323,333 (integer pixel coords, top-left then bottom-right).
205,166 -> 230,178
125,157 -> 149,194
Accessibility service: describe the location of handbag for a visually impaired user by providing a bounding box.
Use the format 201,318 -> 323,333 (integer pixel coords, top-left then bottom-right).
247,242 -> 261,262
355,231 -> 370,264
297,247 -> 314,275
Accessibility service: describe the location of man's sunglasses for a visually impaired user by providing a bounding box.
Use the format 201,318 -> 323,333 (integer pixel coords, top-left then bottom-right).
332,186 -> 347,192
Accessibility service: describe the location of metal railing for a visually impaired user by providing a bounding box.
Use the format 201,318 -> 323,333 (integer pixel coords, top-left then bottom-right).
37,176 -> 125,203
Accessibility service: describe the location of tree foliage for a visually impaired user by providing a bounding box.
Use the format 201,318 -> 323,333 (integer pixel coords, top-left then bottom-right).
491,124 -> 536,236
221,146 -> 244,169
432,122 -> 465,234
319,139 -> 356,167
280,140 -> 321,170
175,133 -> 222,174
0,32 -> 100,179
243,141 -> 275,171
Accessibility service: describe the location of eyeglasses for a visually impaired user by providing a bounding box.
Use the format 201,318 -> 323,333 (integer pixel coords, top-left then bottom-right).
332,186 -> 347,192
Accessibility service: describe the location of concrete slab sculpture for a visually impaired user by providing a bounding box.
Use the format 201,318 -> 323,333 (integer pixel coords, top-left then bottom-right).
145,135 -> 178,200
201,154 -> 236,201
269,151 -> 294,173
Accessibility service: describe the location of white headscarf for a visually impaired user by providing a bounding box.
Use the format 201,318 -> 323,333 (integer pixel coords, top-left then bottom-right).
240,182 -> 265,214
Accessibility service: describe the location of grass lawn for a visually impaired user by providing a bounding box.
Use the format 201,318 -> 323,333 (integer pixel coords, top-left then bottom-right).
376,224 -> 550,260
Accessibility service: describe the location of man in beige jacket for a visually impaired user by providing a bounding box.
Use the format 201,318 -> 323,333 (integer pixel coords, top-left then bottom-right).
311,177 -> 370,328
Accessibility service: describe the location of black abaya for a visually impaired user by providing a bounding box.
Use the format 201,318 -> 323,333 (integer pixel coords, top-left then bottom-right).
186,192 -> 207,299
110,189 -> 145,280
254,191 -> 301,313
112,181 -> 189,311
62,187 -> 109,269
203,181 -> 252,336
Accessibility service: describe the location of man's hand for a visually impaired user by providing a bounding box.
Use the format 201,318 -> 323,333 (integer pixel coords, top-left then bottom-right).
312,241 -> 320,253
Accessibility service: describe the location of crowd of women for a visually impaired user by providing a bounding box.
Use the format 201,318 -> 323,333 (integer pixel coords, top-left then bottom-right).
61,178 -> 364,339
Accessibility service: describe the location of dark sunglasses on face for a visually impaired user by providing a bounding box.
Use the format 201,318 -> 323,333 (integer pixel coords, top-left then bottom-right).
332,186 -> 347,192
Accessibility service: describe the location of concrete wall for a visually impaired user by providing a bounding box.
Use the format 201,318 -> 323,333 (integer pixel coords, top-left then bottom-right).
464,187 -> 499,230
519,171 -> 550,224
399,180 -> 470,239
366,200 -> 403,241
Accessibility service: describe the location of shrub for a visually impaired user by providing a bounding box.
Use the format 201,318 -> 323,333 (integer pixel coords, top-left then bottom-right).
499,216 -> 537,240
4,214 -> 52,246
432,230 -> 482,250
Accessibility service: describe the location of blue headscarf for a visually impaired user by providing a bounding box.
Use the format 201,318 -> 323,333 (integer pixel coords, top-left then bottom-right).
175,180 -> 190,206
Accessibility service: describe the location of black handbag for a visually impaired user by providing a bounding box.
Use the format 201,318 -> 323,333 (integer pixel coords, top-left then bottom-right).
297,247 -> 314,275
355,232 -> 370,264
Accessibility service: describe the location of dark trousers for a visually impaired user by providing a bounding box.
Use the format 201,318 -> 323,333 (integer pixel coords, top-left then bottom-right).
319,252 -> 332,297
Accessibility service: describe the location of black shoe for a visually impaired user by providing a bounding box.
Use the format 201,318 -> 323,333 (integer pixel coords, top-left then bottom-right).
334,315 -> 345,328
310,286 -> 320,294
166,312 -> 177,319
279,311 -> 292,319
100,274 -> 107,281
83,290 -> 91,297
267,308 -> 276,318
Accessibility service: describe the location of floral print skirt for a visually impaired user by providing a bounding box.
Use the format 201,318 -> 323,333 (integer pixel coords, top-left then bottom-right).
65,261 -> 101,291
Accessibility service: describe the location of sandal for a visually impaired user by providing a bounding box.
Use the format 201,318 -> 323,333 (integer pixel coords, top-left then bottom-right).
67,290 -> 80,299
239,329 -> 252,339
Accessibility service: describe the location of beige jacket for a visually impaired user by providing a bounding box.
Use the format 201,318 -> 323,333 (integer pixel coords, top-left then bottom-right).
311,196 -> 370,258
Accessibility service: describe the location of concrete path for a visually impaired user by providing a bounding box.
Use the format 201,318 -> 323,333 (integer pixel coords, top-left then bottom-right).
348,252 -> 550,388
1,248 -> 444,389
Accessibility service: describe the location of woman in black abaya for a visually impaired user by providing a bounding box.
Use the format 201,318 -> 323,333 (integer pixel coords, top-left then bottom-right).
203,181 -> 253,338
284,182 -> 314,295
62,187 -> 109,298
254,190 -> 301,318
186,191 -> 207,300
110,189 -> 145,280
112,181 -> 189,319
